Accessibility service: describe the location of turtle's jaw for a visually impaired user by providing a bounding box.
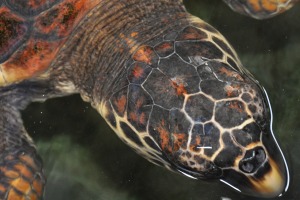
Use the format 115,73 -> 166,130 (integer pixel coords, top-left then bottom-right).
220,130 -> 290,198
247,157 -> 287,198
221,156 -> 289,198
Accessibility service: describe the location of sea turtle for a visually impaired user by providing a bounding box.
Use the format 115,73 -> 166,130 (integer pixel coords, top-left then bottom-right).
0,0 -> 293,199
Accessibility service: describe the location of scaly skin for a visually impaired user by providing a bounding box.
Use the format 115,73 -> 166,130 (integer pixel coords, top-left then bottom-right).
0,0 -> 292,199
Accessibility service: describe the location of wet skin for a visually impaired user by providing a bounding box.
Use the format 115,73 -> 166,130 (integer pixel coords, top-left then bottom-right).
0,0 -> 292,199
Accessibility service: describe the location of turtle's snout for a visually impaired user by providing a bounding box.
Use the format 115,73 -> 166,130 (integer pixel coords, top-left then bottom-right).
242,157 -> 288,198
239,146 -> 287,198
221,130 -> 289,198
221,148 -> 289,198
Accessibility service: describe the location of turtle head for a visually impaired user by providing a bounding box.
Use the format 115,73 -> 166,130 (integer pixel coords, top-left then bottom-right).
102,23 -> 289,198
141,55 -> 290,197
218,87 -> 290,198
162,74 -> 290,198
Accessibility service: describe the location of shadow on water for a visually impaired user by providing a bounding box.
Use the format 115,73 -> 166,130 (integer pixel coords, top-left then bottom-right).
22,0 -> 300,199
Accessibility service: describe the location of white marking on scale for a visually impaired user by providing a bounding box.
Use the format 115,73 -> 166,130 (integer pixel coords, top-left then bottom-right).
196,145 -> 212,149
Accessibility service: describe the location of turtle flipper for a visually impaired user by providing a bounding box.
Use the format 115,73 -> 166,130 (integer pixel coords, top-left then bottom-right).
0,103 -> 45,200
0,147 -> 45,200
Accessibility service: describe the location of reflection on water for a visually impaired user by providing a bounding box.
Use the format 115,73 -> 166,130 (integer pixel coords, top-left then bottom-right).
22,0 -> 300,199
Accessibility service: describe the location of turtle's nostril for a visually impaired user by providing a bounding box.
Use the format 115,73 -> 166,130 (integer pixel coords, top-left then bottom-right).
255,148 -> 265,163
241,162 -> 254,173
239,147 -> 266,174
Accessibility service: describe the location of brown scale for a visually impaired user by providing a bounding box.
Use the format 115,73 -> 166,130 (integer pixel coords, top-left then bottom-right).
127,85 -> 153,131
127,62 -> 152,84
110,87 -> 128,117
154,41 -> 174,57
175,26 -> 208,41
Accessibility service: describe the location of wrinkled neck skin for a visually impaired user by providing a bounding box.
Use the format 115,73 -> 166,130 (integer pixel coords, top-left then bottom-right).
51,0 -> 187,103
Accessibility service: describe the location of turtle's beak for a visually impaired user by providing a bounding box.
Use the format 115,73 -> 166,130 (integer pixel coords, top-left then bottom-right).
221,158 -> 288,198
247,157 -> 288,198
220,128 -> 289,198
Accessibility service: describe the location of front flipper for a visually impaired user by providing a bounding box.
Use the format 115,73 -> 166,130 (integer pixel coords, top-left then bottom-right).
0,104 -> 45,200
223,0 -> 296,19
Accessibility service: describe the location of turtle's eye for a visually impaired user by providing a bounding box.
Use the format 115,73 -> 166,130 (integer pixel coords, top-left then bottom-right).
239,147 -> 266,173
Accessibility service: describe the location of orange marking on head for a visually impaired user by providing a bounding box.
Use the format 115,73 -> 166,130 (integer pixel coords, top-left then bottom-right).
172,81 -> 187,96
160,42 -> 173,49
139,112 -> 146,125
115,95 -> 127,114
229,101 -> 244,113
136,98 -> 144,108
129,112 -> 138,122
190,135 -> 201,152
173,133 -> 187,151
133,46 -> 154,64
219,66 -> 243,81
224,84 -> 240,97
132,65 -> 144,78
157,122 -> 171,153
224,85 -> 235,97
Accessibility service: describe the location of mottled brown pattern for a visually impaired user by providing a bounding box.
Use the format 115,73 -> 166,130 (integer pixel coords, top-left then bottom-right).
154,41 -> 174,57
0,0 -> 291,198
176,26 -> 207,41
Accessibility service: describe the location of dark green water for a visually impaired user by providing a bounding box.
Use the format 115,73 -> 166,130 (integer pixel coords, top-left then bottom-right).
22,0 -> 300,199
